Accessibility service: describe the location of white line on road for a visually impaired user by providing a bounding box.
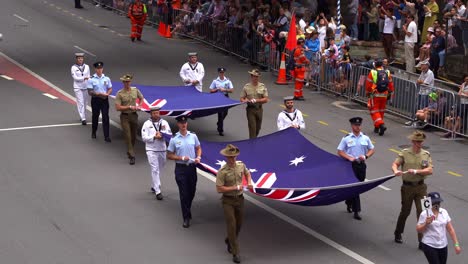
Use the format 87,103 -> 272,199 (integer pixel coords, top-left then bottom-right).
73,45 -> 97,57
0,75 -> 14,80
13,14 -> 29,23
198,170 -> 375,264
0,51 -> 374,264
0,122 -> 99,132
43,93 -> 58,99
364,179 -> 391,191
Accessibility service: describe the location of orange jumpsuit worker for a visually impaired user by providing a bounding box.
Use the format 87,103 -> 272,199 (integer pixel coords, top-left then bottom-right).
365,59 -> 394,136
293,38 -> 310,101
128,0 -> 147,42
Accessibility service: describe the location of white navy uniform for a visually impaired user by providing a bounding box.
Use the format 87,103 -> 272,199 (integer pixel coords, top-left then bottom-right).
141,117 -> 172,195
277,109 -> 306,130
179,62 -> 205,92
71,62 -> 91,121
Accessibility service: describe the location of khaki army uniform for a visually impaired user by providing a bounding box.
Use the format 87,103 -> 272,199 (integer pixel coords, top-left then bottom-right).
394,148 -> 433,241
240,82 -> 268,139
115,88 -> 144,158
216,161 -> 249,256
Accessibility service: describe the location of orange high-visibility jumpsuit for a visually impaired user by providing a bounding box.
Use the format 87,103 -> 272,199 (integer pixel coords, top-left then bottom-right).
128,1 -> 147,40
365,67 -> 394,130
293,47 -> 309,99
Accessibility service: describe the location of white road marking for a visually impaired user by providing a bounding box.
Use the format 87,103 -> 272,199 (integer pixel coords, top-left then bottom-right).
0,122 -> 99,132
364,179 -> 391,191
0,75 -> 14,80
198,169 -> 375,264
13,14 -> 29,23
1,51 -> 375,264
43,93 -> 58,99
73,45 -> 97,57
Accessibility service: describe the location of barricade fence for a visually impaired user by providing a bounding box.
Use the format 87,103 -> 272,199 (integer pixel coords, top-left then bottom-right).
84,3 -> 467,139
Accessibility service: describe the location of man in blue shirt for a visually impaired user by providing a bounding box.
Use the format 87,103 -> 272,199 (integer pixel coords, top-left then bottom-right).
87,62 -> 113,142
337,117 -> 375,220
167,116 -> 202,228
209,67 -> 234,136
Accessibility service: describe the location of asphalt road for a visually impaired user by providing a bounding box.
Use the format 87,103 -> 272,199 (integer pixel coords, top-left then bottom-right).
1,0 -> 467,263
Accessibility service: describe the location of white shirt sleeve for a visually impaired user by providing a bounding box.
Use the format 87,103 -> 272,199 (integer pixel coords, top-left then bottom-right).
180,63 -> 188,83
197,63 -> 205,83
297,110 -> 306,130
424,71 -> 434,86
277,112 -> 288,131
141,120 -> 155,143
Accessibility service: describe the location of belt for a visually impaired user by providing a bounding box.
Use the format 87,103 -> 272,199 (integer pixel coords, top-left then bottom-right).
223,194 -> 244,198
176,163 -> 196,167
247,104 -> 262,109
121,112 -> 137,115
403,180 -> 424,186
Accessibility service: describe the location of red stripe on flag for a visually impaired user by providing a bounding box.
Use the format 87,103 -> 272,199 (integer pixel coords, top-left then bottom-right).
256,172 -> 273,188
287,190 -> 320,203
264,189 -> 290,199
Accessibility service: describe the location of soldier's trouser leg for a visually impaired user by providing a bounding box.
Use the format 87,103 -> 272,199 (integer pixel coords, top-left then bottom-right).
120,114 -> 132,156
414,183 -> 427,242
187,166 -> 197,218
101,98 -> 110,138
147,151 -> 166,194
74,88 -> 88,121
223,195 -> 244,256
246,107 -> 257,139
129,113 -> 138,156
255,108 -> 263,138
91,97 -> 100,133
175,164 -> 196,220
347,162 -> 366,213
217,109 -> 228,133
395,183 -> 426,238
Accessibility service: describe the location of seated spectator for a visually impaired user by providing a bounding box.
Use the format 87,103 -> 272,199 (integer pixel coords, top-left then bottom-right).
406,92 -> 439,127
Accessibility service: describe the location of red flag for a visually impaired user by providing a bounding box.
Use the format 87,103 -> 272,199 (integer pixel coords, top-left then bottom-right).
284,12 -> 297,51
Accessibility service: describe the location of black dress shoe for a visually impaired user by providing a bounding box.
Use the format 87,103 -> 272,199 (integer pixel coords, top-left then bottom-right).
151,187 -> 156,193
418,242 -> 423,250
156,193 -> 163,200
129,157 -> 135,165
104,137 -> 111,143
346,204 -> 353,213
218,131 -> 224,136
75,5 -> 83,8
131,37 -> 135,42
353,213 -> 362,220
225,238 -> 232,254
379,125 -> 387,136
137,37 -> 142,41
92,132 -> 96,139
232,254 -> 241,263
183,219 -> 190,228
81,120 -> 87,125
394,233 -> 403,244
374,127 -> 379,133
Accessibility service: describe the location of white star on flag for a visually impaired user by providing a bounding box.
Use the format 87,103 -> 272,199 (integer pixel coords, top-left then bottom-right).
215,160 -> 226,167
289,156 -> 306,166
249,169 -> 257,173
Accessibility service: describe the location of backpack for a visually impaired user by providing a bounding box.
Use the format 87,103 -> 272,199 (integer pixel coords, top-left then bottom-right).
375,69 -> 389,92
286,48 -> 297,72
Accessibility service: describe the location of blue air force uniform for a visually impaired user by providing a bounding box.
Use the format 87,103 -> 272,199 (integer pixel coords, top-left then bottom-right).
337,117 -> 374,215
87,62 -> 112,140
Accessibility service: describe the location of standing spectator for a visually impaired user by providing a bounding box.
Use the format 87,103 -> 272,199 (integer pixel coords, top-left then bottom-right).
315,14 -> 328,50
421,0 -> 439,43
415,0 -> 426,41
216,144 -> 253,264
304,29 -> 321,84
277,96 -> 306,131
417,192 -> 462,263
367,1 -> 380,40
416,60 -> 435,109
114,74 -> 144,165
392,130 -> 433,245
71,53 -> 90,125
456,74 -> 468,134
209,67 -> 234,136
75,0 -> 83,8
456,0 -> 466,16
394,0 -> 405,43
87,62 -> 112,142
240,69 -> 269,139
381,6 -> 396,61
180,52 -> 205,92
167,116 -> 202,228
337,117 -> 375,220
141,107 -> 172,200
297,13 -> 307,32
128,0 -> 148,42
429,27 -> 445,78
348,0 -> 359,40
403,14 -> 418,72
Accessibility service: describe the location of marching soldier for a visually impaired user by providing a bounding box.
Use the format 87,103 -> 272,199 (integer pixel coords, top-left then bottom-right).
128,0 -> 147,41
141,107 -> 172,199
71,53 -> 90,125
216,144 -> 252,264
87,61 -> 112,142
180,52 -> 205,92
392,130 -> 433,246
240,69 -> 269,139
209,67 -> 234,136
114,74 -> 144,165
337,117 -> 375,220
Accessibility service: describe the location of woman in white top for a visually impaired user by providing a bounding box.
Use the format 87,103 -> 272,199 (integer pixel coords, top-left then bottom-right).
416,192 -> 461,264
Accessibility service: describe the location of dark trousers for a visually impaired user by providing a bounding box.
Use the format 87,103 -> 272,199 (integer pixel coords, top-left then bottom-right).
91,97 -> 110,138
369,23 -> 379,41
395,183 -> 427,242
222,195 -> 244,255
429,53 -> 440,79
422,243 -> 448,264
75,0 -> 81,7
345,161 -> 366,213
246,106 -> 263,139
217,109 -> 228,133
382,33 -> 394,59
175,164 -> 197,220
120,113 -> 138,157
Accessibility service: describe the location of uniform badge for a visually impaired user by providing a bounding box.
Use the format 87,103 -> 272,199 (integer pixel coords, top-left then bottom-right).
421,160 -> 428,168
